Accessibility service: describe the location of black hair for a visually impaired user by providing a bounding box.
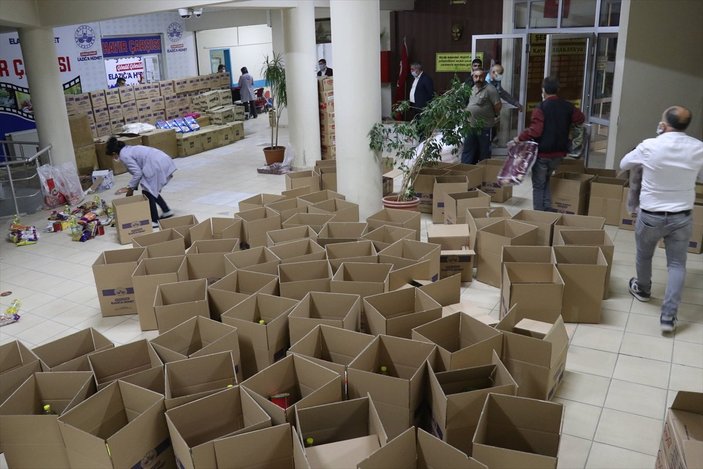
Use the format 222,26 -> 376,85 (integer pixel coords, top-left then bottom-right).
665,106 -> 691,131
116,77 -> 126,85
318,59 -> 327,65
542,76 -> 560,95
472,58 -> 483,66
217,64 -> 226,72
241,66 -> 248,74
106,136 -> 125,156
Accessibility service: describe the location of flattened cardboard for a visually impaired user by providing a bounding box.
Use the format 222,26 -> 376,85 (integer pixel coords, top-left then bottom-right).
364,288 -> 441,339
131,228 -> 185,258
241,354 -> 342,425
0,372 -> 96,469
282,212 -> 335,233
112,194 -> 152,244
189,217 -> 242,243
553,229 -> 613,300
0,341 -> 42,407
238,193 -> 285,212
660,391 -> 703,469
588,176 -> 627,225
225,246 -> 281,275
366,208 -> 421,241
165,386 -> 271,469
267,225 -> 319,247
57,380 -> 173,469
432,175 -> 469,223
186,238 -> 240,254
500,263 -> 564,319
443,190 -> 491,224
473,220 -> 538,288
316,222 -> 368,246
154,278 -> 210,333
288,292 -> 361,344
511,209 -> 562,246
361,225 -> 417,252
411,312 -> 503,371
472,393 -> 563,469
325,240 -> 378,272
32,328 -> 113,371
221,293 -> 299,378
379,239 -> 441,283
308,198 -> 360,223
553,246 -> 607,323
235,207 -> 282,247
159,214 -> 199,247
164,351 -> 237,409
92,247 -> 146,317
132,255 -> 188,331
213,423 -> 309,469
87,339 -> 163,390
278,260 -> 333,300
208,269 -> 278,320
269,238 -> 327,264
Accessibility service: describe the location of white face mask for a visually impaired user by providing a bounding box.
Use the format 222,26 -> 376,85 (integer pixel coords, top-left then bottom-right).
494,73 -> 503,81
319,65 -> 326,71
411,71 -> 418,78
656,122 -> 666,135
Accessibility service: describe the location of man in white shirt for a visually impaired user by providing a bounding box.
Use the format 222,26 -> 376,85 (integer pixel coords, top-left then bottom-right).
620,105 -> 703,332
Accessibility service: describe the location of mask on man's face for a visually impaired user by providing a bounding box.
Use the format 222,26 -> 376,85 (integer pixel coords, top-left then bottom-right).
494,73 -> 503,82
319,65 -> 326,72
411,71 -> 418,78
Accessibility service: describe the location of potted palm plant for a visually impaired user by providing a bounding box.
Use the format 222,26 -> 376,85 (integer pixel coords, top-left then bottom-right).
368,77 -> 478,209
261,52 -> 287,165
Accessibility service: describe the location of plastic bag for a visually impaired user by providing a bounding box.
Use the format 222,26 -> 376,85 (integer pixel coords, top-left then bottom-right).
122,122 -> 156,134
567,123 -> 586,158
497,141 -> 539,186
38,163 -> 84,208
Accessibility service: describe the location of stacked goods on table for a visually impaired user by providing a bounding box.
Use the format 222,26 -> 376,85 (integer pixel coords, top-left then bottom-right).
317,77 -> 336,160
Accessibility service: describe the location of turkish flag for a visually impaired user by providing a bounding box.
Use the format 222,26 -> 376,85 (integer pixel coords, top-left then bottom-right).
394,37 -> 408,120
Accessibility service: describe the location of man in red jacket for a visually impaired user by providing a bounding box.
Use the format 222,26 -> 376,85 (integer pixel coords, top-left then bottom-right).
515,76 -> 585,211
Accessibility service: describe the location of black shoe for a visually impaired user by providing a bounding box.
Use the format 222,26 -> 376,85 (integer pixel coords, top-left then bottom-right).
660,315 -> 677,333
628,277 -> 651,302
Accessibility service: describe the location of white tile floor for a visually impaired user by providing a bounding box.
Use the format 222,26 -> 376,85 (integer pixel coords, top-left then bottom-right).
1,116 -> 702,468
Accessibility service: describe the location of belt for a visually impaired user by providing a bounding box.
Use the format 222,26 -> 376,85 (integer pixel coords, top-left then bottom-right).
641,208 -> 691,216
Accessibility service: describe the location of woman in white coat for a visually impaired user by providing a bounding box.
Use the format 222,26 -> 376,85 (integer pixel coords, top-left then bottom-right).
107,137 -> 177,228
238,66 -> 257,119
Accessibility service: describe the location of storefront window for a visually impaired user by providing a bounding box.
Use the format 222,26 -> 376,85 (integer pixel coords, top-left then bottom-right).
514,2 -> 528,29
561,0 -> 597,27
599,0 -> 621,26
529,1 -> 558,28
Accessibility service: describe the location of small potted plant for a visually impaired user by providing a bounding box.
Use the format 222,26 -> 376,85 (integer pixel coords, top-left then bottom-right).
368,77 -> 478,209
261,52 -> 287,165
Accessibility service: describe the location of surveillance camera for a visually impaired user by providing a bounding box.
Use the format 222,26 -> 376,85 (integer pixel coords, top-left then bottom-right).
193,8 -> 203,17
178,8 -> 191,19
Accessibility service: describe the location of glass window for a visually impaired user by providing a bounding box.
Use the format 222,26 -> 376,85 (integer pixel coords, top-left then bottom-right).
529,1 -> 558,28
599,0 -> 621,26
515,2 -> 528,29
561,0 -> 597,27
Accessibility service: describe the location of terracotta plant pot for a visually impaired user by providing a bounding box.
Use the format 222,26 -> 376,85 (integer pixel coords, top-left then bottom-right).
382,195 -> 420,211
263,146 -> 285,165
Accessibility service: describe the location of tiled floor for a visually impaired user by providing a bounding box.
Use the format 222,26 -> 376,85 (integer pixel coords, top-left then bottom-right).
1,117 -> 702,469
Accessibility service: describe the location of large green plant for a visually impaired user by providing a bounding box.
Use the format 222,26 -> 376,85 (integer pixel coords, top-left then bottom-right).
262,52 -> 287,149
369,77 -> 481,201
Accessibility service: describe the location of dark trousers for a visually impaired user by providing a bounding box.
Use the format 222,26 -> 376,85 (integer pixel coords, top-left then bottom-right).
143,190 -> 170,223
531,157 -> 562,211
461,127 -> 492,164
245,101 -> 257,118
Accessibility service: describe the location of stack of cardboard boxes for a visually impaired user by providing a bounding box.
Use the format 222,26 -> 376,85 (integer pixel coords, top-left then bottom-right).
68,114 -> 98,175
318,77 -> 336,160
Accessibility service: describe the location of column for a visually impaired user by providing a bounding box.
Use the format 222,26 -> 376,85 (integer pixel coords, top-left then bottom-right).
282,2 -> 321,168
330,0 -> 382,219
18,27 -> 74,166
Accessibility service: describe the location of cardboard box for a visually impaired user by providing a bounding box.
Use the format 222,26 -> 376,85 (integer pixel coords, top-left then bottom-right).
363,288 -> 441,339
176,132 -> 203,157
207,105 -> 235,124
189,217 -> 242,243
213,423 -> 308,468
325,240 -> 378,272
221,293 -> 299,378
69,113 -> 94,148
32,328 -> 113,371
347,335 -> 436,439
496,307 -> 569,400
269,238 -> 327,265
466,206 -> 513,249
288,292 -> 361,345
479,159 -> 513,202
224,246 -> 281,276
267,225 -> 319,247
279,260 -> 333,300
366,208 -> 421,241
297,189 -> 346,205
241,354 -> 342,425
165,385 -> 271,469
235,207 -> 282,248
72,144 -> 98,175
159,214 -> 199,247
95,135 -> 140,175
285,170 -> 315,190
0,341 -> 42,410
500,263 -> 564,319
87,339 -> 163,390
57,381 -> 173,469
154,278 -> 210,333
282,212 -> 335,232
446,163 -> 484,190
112,195 -> 152,244
473,220 -> 538,288
472,393 -> 563,469
378,239 -> 441,283
187,238 -> 240,254
550,172 -> 595,214
511,209 -> 562,246
107,103 -> 123,121
105,88 -> 121,105
92,107 -> 110,124
0,371 -> 96,469
164,351 -> 237,409
553,229 -> 613,299
427,223 -> 470,251
140,129 -> 177,157
619,186 -> 637,231
208,269 -> 278,321
132,228 -> 186,257
266,198 -> 311,222
554,157 -> 584,174
427,353 -> 518,454
553,246 -> 607,323
361,225 -> 417,252
238,193 -> 286,212
501,245 -> 554,264
551,213 -> 606,242
92,247 -> 145,317
659,391 -> 703,469
588,177 -> 627,225
295,397 -> 388,468
122,101 -> 139,122
432,176 -> 469,223
415,273 -> 462,309
183,252 -> 229,284
443,190 -> 491,224
308,198 -> 360,223
411,312 -> 503,371
118,86 -> 135,102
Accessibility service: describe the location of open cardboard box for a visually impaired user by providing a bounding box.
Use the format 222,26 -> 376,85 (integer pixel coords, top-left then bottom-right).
221,293 -> 299,378
112,194 -> 152,244
472,393 -> 563,469
213,423 -> 309,469
132,255 -> 188,331
549,172 -> 594,215
285,170 -> 315,190
235,207 -> 282,248
225,246 -> 281,275
238,193 -> 285,212
411,167 -> 450,213
166,385 -> 271,469
511,209 -> 561,246
479,159 -> 513,203
308,198 -> 360,223
427,352 -> 518,455
553,228 -> 613,300
501,245 -> 554,264
154,278 -> 210,333
92,247 -> 146,317
588,176 -> 627,225
473,220 -> 538,288
466,206 -> 513,251
412,312 -> 503,371
366,208 -> 421,241
183,252 -> 229,285
297,189 -> 346,206
0,341 -> 42,406
330,262 -> 393,333
164,351 -> 238,409
208,269 -> 278,321
500,263 -> 564,319
295,396 -> 388,469
266,198 -> 311,222
432,175 -> 469,223
279,260 -> 333,300
659,391 -> 703,469
32,328 -> 113,371
282,212 -> 335,232
87,339 -> 163,390
57,380 -> 174,469
316,222 -> 368,246
553,246 -> 607,323
443,190 -> 491,224
325,240 -> 378,272
347,335 -> 437,439
0,371 -> 96,469
241,354 -> 342,425
282,186 -> 314,199
186,238 -> 240,254
378,239 -> 441,283
267,225 -> 318,247
364,288 -> 441,339
131,228 -> 186,257
159,214 -> 199,247
288,292 -> 361,345
551,213 -> 606,241
269,238 -> 327,264
189,217 -> 242,243
361,225 -> 417,252
447,163 -> 484,190
427,224 -> 474,282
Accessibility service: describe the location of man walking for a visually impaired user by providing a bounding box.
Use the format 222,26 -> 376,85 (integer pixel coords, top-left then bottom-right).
620,106 -> 703,332
461,69 -> 501,164
514,76 -> 584,211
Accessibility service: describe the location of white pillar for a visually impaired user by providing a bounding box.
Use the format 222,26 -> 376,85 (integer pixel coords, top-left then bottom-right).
330,0 -> 382,219
18,27 -> 74,166
270,9 -> 285,60
282,2 -> 321,168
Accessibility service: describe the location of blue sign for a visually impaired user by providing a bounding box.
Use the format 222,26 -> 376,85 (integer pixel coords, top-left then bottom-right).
101,35 -> 162,58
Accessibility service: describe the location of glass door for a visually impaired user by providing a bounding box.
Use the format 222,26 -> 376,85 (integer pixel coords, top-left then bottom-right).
544,33 -> 595,116
587,33 -> 617,168
472,34 -> 528,156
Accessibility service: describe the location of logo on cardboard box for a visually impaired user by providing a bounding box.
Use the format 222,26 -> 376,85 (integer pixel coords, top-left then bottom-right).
121,219 -> 150,229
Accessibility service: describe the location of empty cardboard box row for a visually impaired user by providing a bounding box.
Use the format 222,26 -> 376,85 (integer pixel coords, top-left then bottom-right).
87,339 -> 162,390
288,292 -> 361,344
208,269 -> 278,321
164,351 -> 238,409
366,207 -> 421,241
326,240 -> 378,272
266,225 -> 318,246
316,222 -> 368,246
269,238 -> 326,265
159,214 -> 199,247
132,228 -> 186,258
225,246 -> 281,275
364,288 -> 441,339
0,341 -> 42,412
32,327 -> 113,372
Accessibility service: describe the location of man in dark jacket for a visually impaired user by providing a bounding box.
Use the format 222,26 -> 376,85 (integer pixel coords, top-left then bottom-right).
408,62 -> 434,120
515,76 -> 585,211
317,59 -> 333,77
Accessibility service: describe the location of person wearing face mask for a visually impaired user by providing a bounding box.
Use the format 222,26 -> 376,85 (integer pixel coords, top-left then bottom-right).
488,64 -> 522,111
408,62 -> 434,121
620,106 -> 703,333
460,69 -> 501,164
317,59 -> 333,77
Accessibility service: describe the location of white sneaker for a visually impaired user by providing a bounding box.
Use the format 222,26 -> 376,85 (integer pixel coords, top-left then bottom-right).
152,222 -> 160,229
160,210 -> 174,219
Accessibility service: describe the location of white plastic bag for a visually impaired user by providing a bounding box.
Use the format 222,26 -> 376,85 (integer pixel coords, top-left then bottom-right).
38,163 -> 83,208
122,122 -> 156,134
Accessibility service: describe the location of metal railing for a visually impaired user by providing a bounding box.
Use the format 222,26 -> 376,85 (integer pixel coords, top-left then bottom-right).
0,140 -> 53,217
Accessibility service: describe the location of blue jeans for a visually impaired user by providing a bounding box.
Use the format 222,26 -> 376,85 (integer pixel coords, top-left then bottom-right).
461,127 -> 492,164
531,157 -> 562,211
635,210 -> 692,319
